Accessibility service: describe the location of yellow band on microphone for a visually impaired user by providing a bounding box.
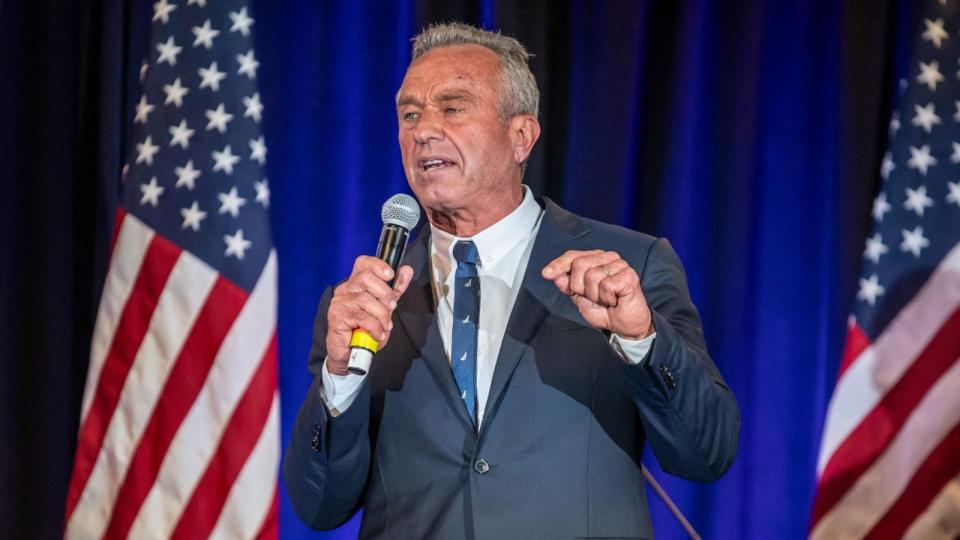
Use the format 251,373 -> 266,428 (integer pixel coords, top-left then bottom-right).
350,329 -> 380,353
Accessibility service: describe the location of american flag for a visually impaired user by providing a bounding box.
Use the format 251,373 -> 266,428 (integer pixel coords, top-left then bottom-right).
810,2 -> 960,539
63,0 -> 279,538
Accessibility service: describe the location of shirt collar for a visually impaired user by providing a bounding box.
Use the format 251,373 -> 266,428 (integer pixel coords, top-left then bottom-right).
430,185 -> 540,269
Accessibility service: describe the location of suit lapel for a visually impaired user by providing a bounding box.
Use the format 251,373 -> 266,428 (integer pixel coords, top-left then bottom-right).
480,198 -> 590,432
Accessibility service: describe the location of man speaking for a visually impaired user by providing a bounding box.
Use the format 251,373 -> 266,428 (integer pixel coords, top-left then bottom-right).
284,22 -> 739,539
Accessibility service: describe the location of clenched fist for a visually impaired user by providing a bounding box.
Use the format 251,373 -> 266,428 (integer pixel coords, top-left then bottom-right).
541,249 -> 653,340
326,256 -> 414,374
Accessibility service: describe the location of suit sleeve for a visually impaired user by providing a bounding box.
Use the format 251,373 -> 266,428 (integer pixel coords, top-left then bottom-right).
622,238 -> 740,481
282,286 -> 372,530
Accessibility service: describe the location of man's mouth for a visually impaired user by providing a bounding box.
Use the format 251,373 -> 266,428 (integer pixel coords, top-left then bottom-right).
419,159 -> 453,172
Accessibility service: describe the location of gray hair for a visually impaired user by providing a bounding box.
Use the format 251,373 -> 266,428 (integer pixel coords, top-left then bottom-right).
410,22 -> 540,121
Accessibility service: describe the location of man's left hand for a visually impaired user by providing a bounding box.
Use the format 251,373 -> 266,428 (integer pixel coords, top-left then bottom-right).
542,250 -> 653,340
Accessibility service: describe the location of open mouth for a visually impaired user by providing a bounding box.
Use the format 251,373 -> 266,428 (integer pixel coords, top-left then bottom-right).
419,159 -> 453,172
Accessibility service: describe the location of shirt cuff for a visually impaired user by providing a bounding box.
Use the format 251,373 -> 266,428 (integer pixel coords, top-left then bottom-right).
319,356 -> 367,416
608,331 -> 657,366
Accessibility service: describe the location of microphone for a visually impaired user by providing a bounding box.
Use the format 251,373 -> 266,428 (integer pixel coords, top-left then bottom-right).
346,193 -> 421,375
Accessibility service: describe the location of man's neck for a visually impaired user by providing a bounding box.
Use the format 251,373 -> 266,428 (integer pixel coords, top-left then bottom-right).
426,185 -> 524,237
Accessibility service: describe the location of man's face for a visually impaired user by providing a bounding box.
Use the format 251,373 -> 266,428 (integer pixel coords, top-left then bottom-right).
396,45 -> 522,217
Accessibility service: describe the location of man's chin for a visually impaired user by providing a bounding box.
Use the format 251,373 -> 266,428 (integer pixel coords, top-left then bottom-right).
410,174 -> 464,198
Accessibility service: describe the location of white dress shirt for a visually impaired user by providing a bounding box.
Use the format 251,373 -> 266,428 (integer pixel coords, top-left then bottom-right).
321,187 -> 656,424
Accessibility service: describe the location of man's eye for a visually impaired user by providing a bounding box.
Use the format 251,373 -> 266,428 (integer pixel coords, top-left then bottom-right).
403,112 -> 419,121
445,107 -> 462,114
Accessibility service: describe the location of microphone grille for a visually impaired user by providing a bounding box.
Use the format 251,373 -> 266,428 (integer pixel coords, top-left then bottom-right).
381,193 -> 421,230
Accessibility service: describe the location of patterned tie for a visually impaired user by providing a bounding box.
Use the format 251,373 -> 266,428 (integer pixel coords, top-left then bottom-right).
451,240 -> 480,425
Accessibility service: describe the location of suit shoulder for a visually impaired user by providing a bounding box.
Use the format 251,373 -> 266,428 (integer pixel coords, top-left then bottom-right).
542,198 -> 660,262
581,215 -> 658,247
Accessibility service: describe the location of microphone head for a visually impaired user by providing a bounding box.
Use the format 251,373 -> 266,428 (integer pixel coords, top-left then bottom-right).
381,193 -> 421,231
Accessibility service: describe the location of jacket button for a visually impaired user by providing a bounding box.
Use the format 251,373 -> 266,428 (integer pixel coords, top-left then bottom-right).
474,458 -> 490,475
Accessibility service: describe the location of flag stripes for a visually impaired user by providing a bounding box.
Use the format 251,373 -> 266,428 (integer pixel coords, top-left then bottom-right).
866,421 -> 960,538
816,244 -> 960,475
82,212 -> 152,421
67,230 -> 182,523
65,214 -> 279,538
836,320 -> 869,378
812,354 -> 960,538
171,339 -> 278,539
126,253 -> 278,539
251,489 -> 280,540
206,395 -> 280,540
904,475 -> 960,539
811,305 -> 960,525
102,276 -> 248,539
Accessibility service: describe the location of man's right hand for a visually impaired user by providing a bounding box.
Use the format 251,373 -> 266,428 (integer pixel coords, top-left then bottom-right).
325,256 -> 414,375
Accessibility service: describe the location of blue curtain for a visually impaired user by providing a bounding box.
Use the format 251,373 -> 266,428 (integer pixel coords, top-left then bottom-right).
0,0 -> 922,538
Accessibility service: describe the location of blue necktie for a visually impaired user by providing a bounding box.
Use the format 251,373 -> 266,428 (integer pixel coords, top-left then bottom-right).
451,240 -> 480,425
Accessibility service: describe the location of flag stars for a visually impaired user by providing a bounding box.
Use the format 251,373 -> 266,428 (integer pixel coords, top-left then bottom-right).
212,144 -> 240,175
205,104 -> 234,133
947,181 -> 960,207
168,120 -> 195,149
198,62 -> 227,92
224,229 -> 252,260
952,142 -> 960,163
134,95 -> 155,124
140,61 -> 149,82
863,234 -> 889,264
922,18 -> 948,49
218,187 -> 247,217
229,7 -> 255,36
135,136 -> 160,165
180,201 -> 207,231
880,151 -> 895,181
163,77 -> 189,107
152,0 -> 177,24
236,50 -> 259,79
872,192 -> 892,222
954,102 -> 960,122
243,92 -> 263,122
156,36 -> 183,66
917,60 -> 944,91
911,103 -> 941,134
907,144 -> 937,175
249,136 -> 267,164
857,274 -> 885,306
900,227 -> 930,257
254,180 -> 270,207
187,0 -> 206,6
192,19 -> 220,49
904,185 -> 934,217
175,160 -> 201,189
889,111 -> 901,137
139,177 -> 165,207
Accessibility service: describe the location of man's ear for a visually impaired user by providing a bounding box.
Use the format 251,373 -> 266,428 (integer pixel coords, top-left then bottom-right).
509,114 -> 541,165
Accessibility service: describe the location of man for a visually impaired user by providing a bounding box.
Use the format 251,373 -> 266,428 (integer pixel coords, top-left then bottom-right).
284,22 -> 739,539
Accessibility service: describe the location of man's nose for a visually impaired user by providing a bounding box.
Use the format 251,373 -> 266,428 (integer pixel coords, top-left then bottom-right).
412,110 -> 443,145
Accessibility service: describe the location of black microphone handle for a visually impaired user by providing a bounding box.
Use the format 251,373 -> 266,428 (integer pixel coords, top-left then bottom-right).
376,223 -> 410,286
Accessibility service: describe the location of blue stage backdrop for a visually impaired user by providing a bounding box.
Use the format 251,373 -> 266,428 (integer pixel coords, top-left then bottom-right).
0,0 -> 922,538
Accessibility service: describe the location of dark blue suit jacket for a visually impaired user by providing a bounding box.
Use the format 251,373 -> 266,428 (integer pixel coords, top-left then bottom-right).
283,198 -> 739,539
